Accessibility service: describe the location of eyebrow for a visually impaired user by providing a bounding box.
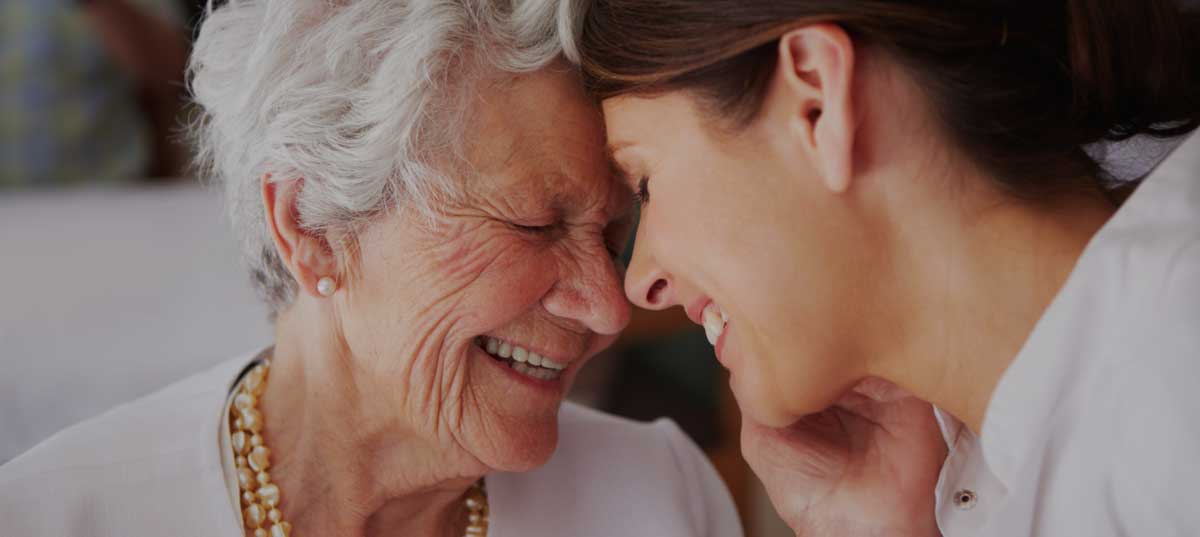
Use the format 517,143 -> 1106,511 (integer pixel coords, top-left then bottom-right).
548,167 -> 633,223
543,173 -> 598,218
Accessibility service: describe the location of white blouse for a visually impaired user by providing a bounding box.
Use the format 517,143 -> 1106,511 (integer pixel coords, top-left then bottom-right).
934,133 -> 1200,536
0,354 -> 742,537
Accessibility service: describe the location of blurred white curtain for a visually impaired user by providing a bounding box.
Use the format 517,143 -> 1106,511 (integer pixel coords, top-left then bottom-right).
0,184 -> 271,463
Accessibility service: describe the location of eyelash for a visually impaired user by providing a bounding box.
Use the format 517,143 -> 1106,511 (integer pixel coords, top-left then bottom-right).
513,222 -> 557,234
634,177 -> 650,206
515,222 -> 623,261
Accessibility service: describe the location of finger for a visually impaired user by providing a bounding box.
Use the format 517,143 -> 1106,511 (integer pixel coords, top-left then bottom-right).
741,413 -> 851,477
850,377 -> 916,402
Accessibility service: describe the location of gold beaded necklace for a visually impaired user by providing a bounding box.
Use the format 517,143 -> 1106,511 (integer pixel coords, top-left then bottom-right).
227,361 -> 490,537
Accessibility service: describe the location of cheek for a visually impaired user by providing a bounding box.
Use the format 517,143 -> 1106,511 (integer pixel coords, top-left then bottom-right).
411,231 -> 560,335
730,339 -> 845,427
713,206 -> 867,420
727,337 -> 796,427
737,314 -> 864,422
459,257 -> 557,330
637,149 -> 868,418
344,225 -> 559,356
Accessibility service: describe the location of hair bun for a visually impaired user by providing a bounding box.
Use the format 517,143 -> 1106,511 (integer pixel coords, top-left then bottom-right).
1067,0 -> 1200,142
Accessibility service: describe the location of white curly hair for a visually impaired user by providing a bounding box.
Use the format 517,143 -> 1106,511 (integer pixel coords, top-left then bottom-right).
188,0 -> 588,315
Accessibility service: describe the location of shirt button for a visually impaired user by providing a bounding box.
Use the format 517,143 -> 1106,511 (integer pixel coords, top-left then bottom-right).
953,489 -> 978,510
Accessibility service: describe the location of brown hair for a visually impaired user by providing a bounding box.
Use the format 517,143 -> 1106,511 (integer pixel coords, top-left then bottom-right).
577,0 -> 1200,194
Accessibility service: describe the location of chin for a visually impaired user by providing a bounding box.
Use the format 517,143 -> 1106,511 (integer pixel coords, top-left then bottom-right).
731,373 -> 799,429
744,402 -> 799,429
460,338 -> 591,472
474,415 -> 561,473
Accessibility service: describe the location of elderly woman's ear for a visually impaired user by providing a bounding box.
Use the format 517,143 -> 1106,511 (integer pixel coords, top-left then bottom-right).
261,173 -> 340,298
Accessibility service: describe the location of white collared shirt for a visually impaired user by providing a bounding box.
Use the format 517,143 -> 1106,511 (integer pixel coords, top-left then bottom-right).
934,133 -> 1200,537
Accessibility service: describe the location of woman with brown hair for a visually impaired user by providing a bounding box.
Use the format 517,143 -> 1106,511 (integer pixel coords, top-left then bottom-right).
571,0 -> 1200,535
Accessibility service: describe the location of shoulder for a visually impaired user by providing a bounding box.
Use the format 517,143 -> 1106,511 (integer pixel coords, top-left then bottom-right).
1102,224 -> 1200,400
556,399 -> 697,450
1107,348 -> 1200,532
555,403 -> 719,486
1101,238 -> 1200,531
1080,155 -> 1200,393
1095,135 -> 1200,327
1088,135 -> 1200,434
488,402 -> 743,537
0,356 -> 251,536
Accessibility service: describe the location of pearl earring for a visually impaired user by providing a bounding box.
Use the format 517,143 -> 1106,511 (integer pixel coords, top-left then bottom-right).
316,276 -> 337,297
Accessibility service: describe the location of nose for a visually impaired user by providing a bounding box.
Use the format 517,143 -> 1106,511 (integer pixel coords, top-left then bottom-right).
540,240 -> 632,336
624,232 -> 675,311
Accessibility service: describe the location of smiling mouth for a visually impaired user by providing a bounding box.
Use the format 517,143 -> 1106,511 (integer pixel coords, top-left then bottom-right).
475,336 -> 566,382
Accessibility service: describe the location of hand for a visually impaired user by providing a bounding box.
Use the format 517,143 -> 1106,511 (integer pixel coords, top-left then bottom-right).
741,378 -> 946,537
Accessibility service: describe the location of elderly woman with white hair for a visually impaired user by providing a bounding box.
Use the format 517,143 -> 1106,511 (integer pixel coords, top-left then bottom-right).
0,1 -> 742,536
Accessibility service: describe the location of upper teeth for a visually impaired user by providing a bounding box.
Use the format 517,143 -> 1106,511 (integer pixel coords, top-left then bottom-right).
483,337 -> 566,371
702,302 -> 728,346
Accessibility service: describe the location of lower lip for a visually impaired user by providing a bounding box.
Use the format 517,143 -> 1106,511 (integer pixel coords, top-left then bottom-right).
474,343 -> 568,394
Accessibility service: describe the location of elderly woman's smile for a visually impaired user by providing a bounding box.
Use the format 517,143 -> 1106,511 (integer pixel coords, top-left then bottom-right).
0,2 -> 744,537
477,336 -> 568,378
320,66 -> 633,477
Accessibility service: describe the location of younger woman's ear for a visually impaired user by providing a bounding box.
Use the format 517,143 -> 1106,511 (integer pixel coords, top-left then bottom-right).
261,174 -> 339,298
771,23 -> 857,193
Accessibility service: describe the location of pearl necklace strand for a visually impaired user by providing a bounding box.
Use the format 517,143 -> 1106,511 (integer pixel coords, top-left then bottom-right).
228,361 -> 490,537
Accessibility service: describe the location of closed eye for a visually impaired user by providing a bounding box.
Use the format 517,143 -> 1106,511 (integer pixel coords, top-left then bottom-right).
512,222 -> 558,234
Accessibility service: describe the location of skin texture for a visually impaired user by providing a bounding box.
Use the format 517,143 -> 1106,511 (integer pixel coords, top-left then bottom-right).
256,65 -> 634,537
604,25 -> 1115,536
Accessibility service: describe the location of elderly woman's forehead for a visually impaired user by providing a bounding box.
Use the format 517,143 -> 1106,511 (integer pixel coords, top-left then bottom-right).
455,69 -> 614,201
461,123 -> 605,188
465,73 -> 590,129
462,159 -> 624,214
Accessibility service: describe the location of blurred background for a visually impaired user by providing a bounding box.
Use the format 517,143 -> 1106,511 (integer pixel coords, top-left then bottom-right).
0,1 -> 789,534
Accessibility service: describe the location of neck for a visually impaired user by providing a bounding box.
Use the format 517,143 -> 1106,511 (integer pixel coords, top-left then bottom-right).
254,299 -> 486,537
873,174 -> 1116,434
